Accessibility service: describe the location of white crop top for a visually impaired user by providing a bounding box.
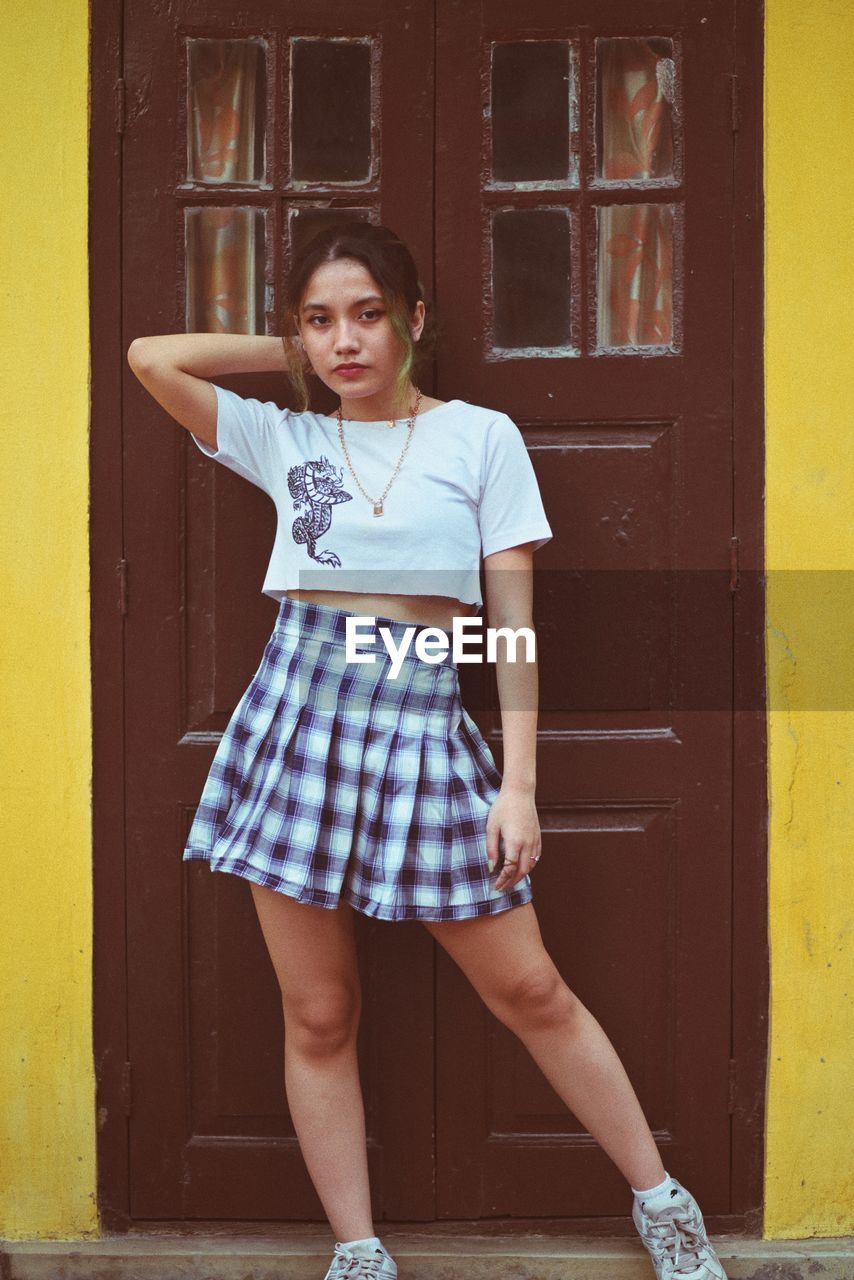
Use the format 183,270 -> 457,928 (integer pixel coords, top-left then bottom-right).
190,383 -> 553,612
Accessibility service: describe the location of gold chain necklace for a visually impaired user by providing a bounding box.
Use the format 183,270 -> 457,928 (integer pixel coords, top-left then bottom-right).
335,387 -> 423,517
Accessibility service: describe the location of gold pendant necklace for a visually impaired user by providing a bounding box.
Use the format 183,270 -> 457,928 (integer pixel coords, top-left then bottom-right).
335,388 -> 423,516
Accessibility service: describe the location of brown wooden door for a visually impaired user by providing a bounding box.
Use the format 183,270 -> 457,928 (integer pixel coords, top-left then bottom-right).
432,0 -> 736,1218
123,0 -> 439,1221
122,0 -> 741,1224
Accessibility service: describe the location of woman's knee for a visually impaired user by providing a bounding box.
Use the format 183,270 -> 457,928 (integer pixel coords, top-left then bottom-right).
283,981 -> 361,1056
493,962 -> 580,1031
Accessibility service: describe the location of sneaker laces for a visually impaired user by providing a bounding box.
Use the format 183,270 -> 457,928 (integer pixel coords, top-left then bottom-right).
640,1202 -> 713,1278
330,1242 -> 386,1278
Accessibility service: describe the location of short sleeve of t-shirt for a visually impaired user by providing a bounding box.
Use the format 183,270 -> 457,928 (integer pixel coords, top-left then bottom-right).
478,413 -> 553,558
189,382 -> 284,496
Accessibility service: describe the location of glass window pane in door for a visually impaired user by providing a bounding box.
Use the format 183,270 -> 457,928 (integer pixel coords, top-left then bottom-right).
596,203 -> 674,349
288,207 -> 374,261
491,41 -> 577,185
291,39 -> 372,182
187,38 -> 266,184
185,206 -> 267,333
596,37 -> 675,182
492,209 -> 572,350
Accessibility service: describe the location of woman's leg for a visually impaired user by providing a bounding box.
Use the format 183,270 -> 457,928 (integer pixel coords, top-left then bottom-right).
422,902 -> 666,1191
249,882 -> 374,1242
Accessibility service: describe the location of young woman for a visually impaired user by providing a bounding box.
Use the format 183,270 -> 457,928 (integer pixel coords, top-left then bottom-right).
128,221 -> 728,1280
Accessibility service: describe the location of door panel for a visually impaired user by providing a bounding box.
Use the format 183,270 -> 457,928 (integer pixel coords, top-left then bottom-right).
435,0 -> 734,1216
123,0 -> 437,1219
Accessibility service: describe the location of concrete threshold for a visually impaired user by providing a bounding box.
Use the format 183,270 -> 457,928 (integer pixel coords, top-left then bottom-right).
3,1231 -> 854,1280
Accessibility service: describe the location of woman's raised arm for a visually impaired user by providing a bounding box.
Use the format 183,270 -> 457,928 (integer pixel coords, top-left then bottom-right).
126,333 -> 295,450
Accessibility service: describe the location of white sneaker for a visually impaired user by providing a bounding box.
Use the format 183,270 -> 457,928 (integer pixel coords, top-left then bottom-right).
631,1179 -> 728,1279
322,1239 -> 398,1279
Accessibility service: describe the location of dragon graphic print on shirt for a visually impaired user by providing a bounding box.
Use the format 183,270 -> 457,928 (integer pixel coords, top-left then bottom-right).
287,455 -> 353,566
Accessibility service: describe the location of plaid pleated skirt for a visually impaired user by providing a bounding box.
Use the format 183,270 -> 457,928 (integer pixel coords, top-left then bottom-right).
182,596 -> 534,921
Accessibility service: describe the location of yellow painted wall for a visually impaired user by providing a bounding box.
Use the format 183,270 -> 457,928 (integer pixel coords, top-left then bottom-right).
0,0 -> 99,1240
0,0 -> 851,1246
764,0 -> 854,1240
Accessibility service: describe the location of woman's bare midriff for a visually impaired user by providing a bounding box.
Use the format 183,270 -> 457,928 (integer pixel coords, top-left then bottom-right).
284,589 -> 477,633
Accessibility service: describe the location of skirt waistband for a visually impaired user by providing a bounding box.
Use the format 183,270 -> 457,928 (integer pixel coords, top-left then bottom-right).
274,595 -> 460,671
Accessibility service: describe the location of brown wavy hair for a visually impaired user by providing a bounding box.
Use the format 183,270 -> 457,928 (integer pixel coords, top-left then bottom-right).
281,220 -> 440,413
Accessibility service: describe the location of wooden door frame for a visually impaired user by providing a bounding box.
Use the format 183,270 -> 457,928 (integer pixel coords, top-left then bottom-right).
89,0 -> 767,1234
